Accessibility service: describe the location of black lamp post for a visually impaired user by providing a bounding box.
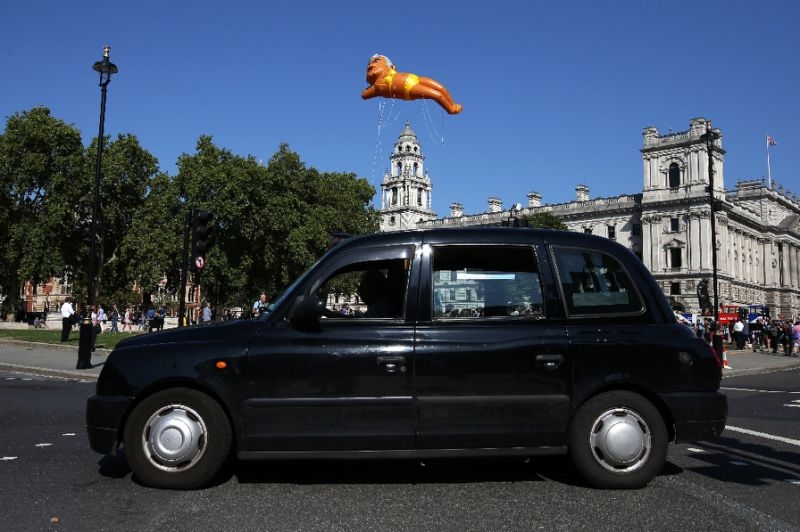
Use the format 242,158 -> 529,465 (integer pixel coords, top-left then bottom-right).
77,46 -> 118,370
703,123 -> 721,324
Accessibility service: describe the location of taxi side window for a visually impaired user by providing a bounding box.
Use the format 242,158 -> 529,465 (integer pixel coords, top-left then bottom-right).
432,246 -> 544,320
552,246 -> 643,316
319,258 -> 409,319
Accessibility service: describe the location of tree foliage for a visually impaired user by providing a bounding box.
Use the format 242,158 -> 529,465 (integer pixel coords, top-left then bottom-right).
174,138 -> 379,308
523,211 -> 568,230
0,108 -> 380,315
0,108 -> 85,314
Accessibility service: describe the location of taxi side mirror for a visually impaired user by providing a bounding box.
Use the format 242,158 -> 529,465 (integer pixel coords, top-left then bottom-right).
288,296 -> 323,330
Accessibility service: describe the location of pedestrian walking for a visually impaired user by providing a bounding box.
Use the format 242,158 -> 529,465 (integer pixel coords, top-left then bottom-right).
201,302 -> 212,324
60,297 -> 75,342
110,304 -> 120,333
122,307 -> 134,332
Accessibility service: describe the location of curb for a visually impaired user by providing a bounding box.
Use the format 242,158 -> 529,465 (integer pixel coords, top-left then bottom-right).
0,362 -> 99,381
0,338 -> 112,355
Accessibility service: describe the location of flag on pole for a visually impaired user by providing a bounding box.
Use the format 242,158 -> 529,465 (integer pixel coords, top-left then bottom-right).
766,134 -> 778,188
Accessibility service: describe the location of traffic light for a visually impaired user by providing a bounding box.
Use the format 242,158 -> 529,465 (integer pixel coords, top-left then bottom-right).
191,210 -> 211,270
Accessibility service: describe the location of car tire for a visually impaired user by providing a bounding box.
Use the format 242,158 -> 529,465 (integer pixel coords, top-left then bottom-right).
123,388 -> 232,489
568,390 -> 667,489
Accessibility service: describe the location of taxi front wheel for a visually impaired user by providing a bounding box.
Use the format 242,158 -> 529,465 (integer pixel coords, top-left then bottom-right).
123,388 -> 232,489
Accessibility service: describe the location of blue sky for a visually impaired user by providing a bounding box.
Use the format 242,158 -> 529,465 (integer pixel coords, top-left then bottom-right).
3,1 -> 798,216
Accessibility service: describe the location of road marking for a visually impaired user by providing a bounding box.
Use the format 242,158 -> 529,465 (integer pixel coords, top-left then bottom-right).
62,433 -> 76,437
722,386 -> 800,394
687,447 -> 705,453
726,425 -> 800,447
34,443 -> 52,447
1,456 -> 18,461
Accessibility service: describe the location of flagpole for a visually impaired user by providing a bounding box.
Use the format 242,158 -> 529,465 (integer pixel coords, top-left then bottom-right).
766,134 -> 772,188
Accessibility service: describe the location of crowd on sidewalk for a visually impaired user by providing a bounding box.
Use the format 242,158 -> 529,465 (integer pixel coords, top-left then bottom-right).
693,314 -> 800,357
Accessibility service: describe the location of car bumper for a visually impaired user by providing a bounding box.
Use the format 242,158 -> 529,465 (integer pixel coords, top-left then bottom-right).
658,390 -> 728,441
86,394 -> 133,454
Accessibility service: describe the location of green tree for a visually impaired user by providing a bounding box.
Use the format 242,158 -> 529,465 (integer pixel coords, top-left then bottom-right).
523,211 -> 568,230
0,107 -> 86,316
89,133 -> 159,305
174,138 -> 379,308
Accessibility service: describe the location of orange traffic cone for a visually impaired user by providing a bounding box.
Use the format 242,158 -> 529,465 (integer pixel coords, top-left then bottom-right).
722,351 -> 732,369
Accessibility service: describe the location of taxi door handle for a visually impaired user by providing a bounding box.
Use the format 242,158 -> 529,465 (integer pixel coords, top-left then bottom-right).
377,355 -> 406,374
536,354 -> 564,370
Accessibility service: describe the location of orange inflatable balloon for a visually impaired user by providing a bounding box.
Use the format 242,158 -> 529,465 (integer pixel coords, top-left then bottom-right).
361,54 -> 462,115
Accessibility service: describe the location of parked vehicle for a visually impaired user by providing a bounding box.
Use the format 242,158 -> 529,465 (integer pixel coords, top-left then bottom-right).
87,227 -> 727,489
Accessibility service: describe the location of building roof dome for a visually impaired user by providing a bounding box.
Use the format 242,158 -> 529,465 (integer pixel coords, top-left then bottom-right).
397,121 -> 418,143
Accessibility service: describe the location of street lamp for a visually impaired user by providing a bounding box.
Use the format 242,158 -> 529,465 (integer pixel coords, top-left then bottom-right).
703,122 -> 721,324
77,46 -> 118,370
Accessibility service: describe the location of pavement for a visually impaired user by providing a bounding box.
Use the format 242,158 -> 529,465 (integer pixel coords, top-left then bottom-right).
1,339 -> 799,382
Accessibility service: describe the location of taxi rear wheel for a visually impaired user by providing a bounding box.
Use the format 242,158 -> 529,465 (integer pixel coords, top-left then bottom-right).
568,391 -> 667,489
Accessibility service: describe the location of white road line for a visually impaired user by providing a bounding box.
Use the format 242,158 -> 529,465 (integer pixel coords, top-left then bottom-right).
61,433 -> 76,437
1,456 -> 18,461
726,425 -> 800,446
34,443 -> 53,447
722,386 -> 800,394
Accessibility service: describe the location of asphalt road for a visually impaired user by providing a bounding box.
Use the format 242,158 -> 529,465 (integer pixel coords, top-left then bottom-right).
1,370 -> 799,531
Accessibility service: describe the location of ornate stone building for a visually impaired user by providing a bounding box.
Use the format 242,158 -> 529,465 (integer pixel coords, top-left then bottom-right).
382,118 -> 800,319
379,122 -> 437,231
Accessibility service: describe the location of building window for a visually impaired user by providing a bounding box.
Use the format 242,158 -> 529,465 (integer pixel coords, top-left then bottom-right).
584,227 -> 592,234
607,225 -> 616,240
671,282 -> 681,295
670,217 -> 679,232
417,189 -> 423,206
389,216 -> 396,225
670,248 -> 682,268
668,163 -> 680,189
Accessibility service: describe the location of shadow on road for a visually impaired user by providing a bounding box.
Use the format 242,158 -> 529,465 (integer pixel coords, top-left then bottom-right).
235,456 -> 589,487
681,436 -> 800,486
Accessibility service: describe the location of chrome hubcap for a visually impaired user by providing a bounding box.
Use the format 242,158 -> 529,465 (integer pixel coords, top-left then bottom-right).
589,407 -> 651,473
142,404 -> 207,472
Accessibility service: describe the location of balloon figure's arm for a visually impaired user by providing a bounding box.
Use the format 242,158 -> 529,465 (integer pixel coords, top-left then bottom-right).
361,85 -> 380,100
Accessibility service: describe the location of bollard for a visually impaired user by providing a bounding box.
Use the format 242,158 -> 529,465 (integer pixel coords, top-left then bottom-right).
76,316 -> 94,369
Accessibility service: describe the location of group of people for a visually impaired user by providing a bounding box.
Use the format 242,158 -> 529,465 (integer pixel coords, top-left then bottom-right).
58,298 -> 167,343
694,314 -> 800,357
732,316 -> 800,356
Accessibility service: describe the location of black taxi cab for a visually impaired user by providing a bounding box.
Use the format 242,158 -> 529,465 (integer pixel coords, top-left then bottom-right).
87,227 -> 727,489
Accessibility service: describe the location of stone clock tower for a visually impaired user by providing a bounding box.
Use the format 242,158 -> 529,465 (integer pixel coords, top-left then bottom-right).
379,122 -> 437,231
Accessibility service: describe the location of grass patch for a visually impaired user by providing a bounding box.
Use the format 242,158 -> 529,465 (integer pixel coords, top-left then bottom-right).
0,328 -> 137,350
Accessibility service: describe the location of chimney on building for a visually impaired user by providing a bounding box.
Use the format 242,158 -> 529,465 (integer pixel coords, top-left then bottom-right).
527,191 -> 542,208
488,197 -> 503,213
575,184 -> 590,202
449,202 -> 463,218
